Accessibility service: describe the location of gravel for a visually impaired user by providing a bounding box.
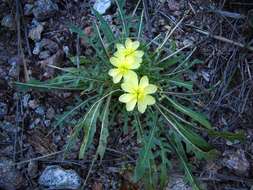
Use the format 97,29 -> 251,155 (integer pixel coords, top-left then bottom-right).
0,158 -> 24,190
33,0 -> 59,21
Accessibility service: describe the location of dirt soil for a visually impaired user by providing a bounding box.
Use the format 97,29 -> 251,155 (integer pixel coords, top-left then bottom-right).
0,0 -> 253,190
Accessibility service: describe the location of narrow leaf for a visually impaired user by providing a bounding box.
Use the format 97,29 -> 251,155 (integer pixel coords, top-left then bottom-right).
79,101 -> 102,159
96,95 -> 111,161
165,96 -> 212,129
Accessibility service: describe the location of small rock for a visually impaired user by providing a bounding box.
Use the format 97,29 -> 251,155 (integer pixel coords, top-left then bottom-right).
35,106 -> 45,115
39,50 -> 51,59
24,4 -> 34,16
167,0 -> 180,11
33,42 -> 42,55
46,107 -> 55,119
28,99 -> 38,109
8,57 -> 21,78
29,21 -> 44,41
166,177 -> 192,190
40,38 -> 59,53
22,94 -> 31,108
183,39 -> 194,47
39,165 -> 82,189
223,149 -> 250,176
33,0 -> 59,20
44,119 -> 51,127
93,0 -> 112,14
63,45 -> 70,56
0,122 -> 21,133
29,118 -> 41,129
0,102 -> 7,119
0,158 -> 24,190
1,14 -> 15,29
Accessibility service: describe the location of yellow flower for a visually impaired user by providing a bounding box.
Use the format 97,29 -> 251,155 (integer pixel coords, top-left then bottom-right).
108,38 -> 144,83
108,56 -> 139,83
119,72 -> 157,113
115,38 -> 144,65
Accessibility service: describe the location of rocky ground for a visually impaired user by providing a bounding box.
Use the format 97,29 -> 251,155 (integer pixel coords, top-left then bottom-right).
0,0 -> 253,189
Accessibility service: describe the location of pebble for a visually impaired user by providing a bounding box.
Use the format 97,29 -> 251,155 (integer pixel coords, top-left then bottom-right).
0,158 -> 24,190
24,4 -> 34,16
40,38 -> 59,53
28,99 -> 38,109
167,0 -> 180,11
33,42 -> 42,55
39,165 -> 82,189
29,20 -> 44,41
0,122 -> 21,133
0,102 -> 7,119
22,94 -> 31,108
1,14 -> 15,29
8,57 -> 21,78
223,149 -> 250,176
44,119 -> 51,127
35,106 -> 45,115
33,0 -> 59,20
93,0 -> 112,14
46,107 -> 55,119
39,50 -> 51,59
63,45 -> 70,56
166,176 -> 192,190
29,118 -> 41,129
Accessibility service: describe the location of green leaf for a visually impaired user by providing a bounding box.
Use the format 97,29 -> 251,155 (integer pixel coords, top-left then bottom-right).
115,0 -> 128,38
158,104 -> 216,160
133,117 -> 157,182
165,96 -> 212,129
96,95 -> 111,161
79,100 -> 102,159
92,8 -> 116,43
168,79 -> 193,91
69,56 -> 91,65
207,129 -> 245,142
14,80 -> 85,91
171,136 -> 202,190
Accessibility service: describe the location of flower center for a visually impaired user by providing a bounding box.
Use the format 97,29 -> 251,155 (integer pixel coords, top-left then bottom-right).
133,88 -> 144,101
118,64 -> 130,74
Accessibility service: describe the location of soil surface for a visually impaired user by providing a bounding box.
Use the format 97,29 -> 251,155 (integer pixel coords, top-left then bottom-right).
0,0 -> 253,189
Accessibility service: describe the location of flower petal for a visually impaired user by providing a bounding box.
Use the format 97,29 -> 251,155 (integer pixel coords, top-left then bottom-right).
108,68 -> 119,77
126,98 -> 137,111
137,101 -> 147,113
119,93 -> 135,103
110,57 -> 121,67
122,71 -> 138,88
125,38 -> 133,49
143,95 -> 156,105
112,73 -> 122,83
139,76 -> 149,88
116,43 -> 125,51
129,61 -> 140,69
144,84 -> 157,94
135,50 -> 144,58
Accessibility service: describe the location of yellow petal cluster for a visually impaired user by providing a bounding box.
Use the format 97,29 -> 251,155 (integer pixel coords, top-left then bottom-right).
119,72 -> 157,113
108,38 -> 144,83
